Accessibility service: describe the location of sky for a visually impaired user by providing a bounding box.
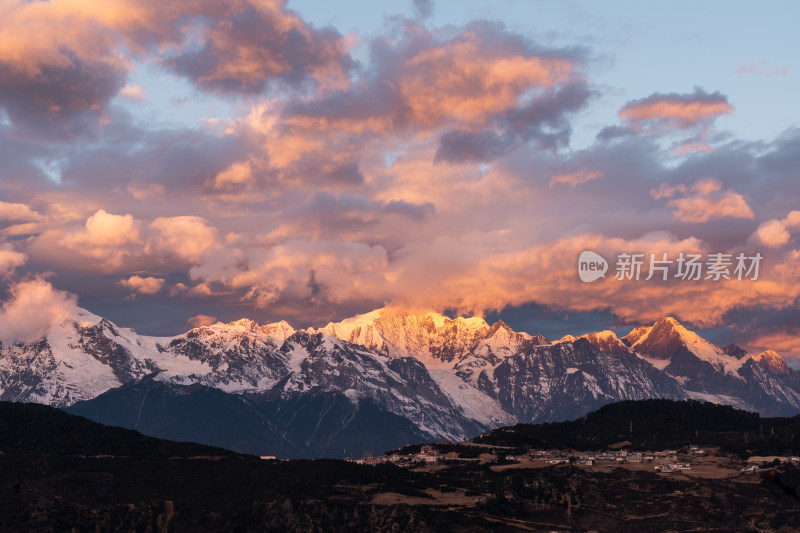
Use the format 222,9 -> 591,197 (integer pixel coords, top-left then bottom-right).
0,0 -> 799,366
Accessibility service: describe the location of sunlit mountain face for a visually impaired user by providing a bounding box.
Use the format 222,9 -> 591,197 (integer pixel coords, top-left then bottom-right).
0,0 -> 798,378
2,305 -> 799,458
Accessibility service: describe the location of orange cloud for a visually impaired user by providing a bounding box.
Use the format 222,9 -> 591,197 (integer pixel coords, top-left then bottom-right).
0,278 -> 79,342
188,314 -> 217,328
746,332 -> 800,364
149,216 -> 219,264
59,209 -> 142,267
0,201 -> 44,223
752,219 -> 791,248
0,243 -> 26,277
651,179 -> 753,223
549,170 -> 603,188
0,0 -> 349,135
749,210 -> 800,248
399,43 -> 573,129
172,224 -> 800,332
619,88 -> 733,131
269,21 -> 585,166
118,84 -> 145,101
205,155 -> 271,203
119,275 -> 165,295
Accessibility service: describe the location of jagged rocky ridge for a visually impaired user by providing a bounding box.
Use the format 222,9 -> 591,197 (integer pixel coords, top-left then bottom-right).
2,307 -> 799,457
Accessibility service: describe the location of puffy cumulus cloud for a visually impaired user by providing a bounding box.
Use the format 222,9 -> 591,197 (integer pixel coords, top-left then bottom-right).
265,192 -> 435,242
170,225 -> 799,331
384,232 -> 698,316
785,211 -> 800,229
0,243 -> 26,277
0,201 -> 44,223
45,209 -> 220,271
651,179 -> 753,223
619,88 -> 733,133
392,24 -> 576,130
118,275 -> 164,295
186,238 -> 390,308
383,231 -> 800,328
752,219 -> 791,248
0,0 -> 349,137
4,0 -> 800,352
0,1 -> 128,137
188,314 -> 217,328
167,0 -> 350,94
749,210 -> 800,249
204,155 -> 272,203
434,81 -> 592,162
148,216 -> 219,263
277,20 -> 589,167
0,278 -> 79,342
59,209 -> 143,267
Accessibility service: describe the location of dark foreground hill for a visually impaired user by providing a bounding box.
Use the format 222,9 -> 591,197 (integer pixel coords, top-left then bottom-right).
1,401 -> 799,532
471,399 -> 800,457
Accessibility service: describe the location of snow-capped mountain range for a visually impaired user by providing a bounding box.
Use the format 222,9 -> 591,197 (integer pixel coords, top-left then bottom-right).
2,307 -> 799,456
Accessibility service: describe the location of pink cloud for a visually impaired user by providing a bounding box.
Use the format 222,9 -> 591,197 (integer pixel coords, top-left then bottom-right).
0,243 -> 26,277
118,84 -> 146,102
619,88 -> 733,132
651,179 -> 753,223
0,0 -> 350,136
748,210 -> 800,249
149,216 -> 218,264
549,170 -> 603,188
59,209 -> 142,267
187,314 -> 217,328
752,219 -> 791,248
0,201 -> 43,223
0,278 -> 79,342
119,275 -> 165,295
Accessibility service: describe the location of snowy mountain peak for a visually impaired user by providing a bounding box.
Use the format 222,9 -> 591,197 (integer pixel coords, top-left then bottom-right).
572,330 -> 631,357
196,318 -> 296,342
752,350 -> 791,375
257,320 -> 296,342
652,316 -> 691,338
621,325 -> 650,347
623,317 -> 746,377
227,318 -> 260,331
585,330 -> 620,341
625,316 -> 704,356
315,308 -> 553,368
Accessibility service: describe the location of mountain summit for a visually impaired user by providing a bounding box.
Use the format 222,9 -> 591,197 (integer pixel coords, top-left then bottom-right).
1,307 -> 798,457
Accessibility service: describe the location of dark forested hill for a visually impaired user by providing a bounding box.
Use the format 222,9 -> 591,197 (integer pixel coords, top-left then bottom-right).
472,399 -> 800,457
2,400 -> 800,532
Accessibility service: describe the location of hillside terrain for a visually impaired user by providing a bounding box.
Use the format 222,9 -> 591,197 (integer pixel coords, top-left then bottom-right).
2,400 -> 800,532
